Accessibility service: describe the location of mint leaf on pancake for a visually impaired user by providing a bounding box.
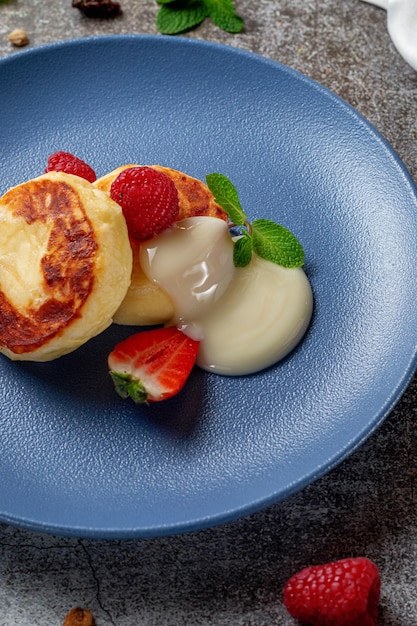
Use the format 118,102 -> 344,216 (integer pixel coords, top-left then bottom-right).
206,173 -> 305,269
206,172 -> 247,225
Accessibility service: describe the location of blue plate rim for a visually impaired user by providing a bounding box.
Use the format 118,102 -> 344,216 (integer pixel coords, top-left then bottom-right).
1,34 -> 417,539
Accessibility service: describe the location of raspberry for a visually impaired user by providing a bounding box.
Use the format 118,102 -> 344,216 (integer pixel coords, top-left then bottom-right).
110,166 -> 179,241
283,557 -> 380,626
45,151 -> 97,183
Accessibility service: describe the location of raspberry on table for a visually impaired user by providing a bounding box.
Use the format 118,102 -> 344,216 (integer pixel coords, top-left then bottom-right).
45,151 -> 97,183
283,557 -> 381,626
110,166 -> 180,241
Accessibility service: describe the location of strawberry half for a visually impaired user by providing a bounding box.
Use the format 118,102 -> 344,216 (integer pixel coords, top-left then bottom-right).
108,326 -> 200,403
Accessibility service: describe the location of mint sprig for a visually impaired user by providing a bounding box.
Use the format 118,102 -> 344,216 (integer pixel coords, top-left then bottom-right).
203,0 -> 243,33
156,0 -> 208,34
205,171 -> 246,224
155,0 -> 243,35
206,172 -> 305,269
232,231 -> 253,267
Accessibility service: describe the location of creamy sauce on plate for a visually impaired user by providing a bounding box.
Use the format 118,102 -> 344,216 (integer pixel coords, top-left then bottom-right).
140,217 -> 313,375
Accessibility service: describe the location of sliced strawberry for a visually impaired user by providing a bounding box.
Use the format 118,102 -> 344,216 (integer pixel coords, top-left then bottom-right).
108,326 -> 200,403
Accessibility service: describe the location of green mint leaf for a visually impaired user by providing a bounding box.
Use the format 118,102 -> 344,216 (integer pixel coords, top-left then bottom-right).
205,172 -> 247,225
157,0 -> 177,5
252,219 -> 304,268
205,173 -> 305,269
156,0 -> 208,34
233,233 -> 253,268
203,0 -> 243,33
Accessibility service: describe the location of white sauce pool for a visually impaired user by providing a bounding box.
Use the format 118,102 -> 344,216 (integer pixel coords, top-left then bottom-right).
140,216 -> 313,375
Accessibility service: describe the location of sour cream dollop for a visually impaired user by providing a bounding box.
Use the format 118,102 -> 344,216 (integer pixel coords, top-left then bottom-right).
140,217 -> 313,375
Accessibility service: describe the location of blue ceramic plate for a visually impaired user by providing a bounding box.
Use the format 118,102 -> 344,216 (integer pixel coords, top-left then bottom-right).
1,35 -> 417,539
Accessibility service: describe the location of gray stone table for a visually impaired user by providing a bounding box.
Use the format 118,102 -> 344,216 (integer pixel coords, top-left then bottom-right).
1,0 -> 417,624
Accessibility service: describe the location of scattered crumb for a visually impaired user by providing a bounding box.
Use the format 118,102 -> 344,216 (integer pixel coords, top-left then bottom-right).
72,0 -> 122,18
63,607 -> 95,626
7,28 -> 29,47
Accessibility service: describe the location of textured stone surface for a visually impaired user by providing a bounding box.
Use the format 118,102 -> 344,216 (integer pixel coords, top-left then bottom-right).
1,0 -> 417,624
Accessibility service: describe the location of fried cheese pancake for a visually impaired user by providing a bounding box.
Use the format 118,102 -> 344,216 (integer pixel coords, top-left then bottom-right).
94,165 -> 228,326
0,171 -> 132,361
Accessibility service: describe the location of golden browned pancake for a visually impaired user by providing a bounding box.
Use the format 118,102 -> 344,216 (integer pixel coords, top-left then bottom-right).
0,171 -> 132,361
94,165 -> 228,326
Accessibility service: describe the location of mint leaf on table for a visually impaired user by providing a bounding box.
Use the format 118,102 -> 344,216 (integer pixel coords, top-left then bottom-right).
155,0 -> 243,35
203,0 -> 243,33
206,173 -> 305,269
156,0 -> 208,34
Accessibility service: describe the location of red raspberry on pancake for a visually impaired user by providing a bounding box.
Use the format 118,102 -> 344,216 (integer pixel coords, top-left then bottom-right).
110,166 -> 179,241
45,151 -> 97,183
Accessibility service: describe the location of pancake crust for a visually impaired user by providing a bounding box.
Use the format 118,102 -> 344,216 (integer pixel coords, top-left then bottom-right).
94,165 -> 228,326
0,171 -> 132,361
